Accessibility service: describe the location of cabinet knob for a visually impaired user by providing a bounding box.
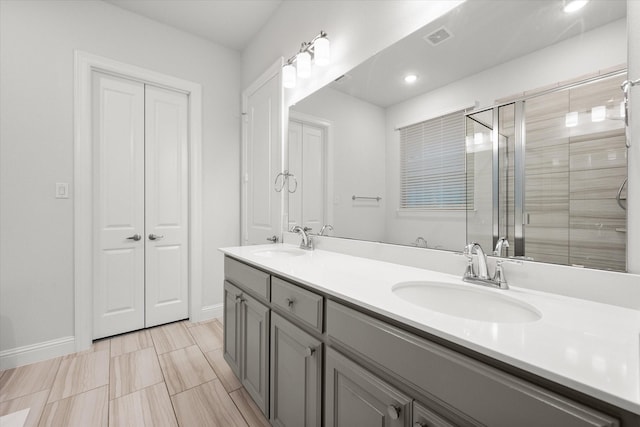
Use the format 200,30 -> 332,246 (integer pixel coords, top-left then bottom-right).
286,297 -> 295,308
387,404 -> 400,420
304,347 -> 316,357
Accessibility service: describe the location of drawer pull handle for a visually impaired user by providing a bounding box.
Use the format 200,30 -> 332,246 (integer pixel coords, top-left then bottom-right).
387,405 -> 400,420
286,298 -> 295,308
304,347 -> 316,357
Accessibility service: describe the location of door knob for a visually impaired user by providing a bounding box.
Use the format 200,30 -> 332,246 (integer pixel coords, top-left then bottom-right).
387,405 -> 400,420
148,234 -> 164,240
126,234 -> 142,241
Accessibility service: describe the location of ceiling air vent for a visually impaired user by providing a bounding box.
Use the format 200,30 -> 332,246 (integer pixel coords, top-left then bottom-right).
424,27 -> 452,46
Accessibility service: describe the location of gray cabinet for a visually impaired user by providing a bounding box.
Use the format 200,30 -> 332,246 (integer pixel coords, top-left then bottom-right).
270,312 -> 322,427
326,300 -> 619,427
413,401 -> 456,427
223,280 -> 241,377
223,280 -> 270,416
326,347 -> 412,427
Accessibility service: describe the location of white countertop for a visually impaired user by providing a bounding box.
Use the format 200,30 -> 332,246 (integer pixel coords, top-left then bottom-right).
220,244 -> 640,414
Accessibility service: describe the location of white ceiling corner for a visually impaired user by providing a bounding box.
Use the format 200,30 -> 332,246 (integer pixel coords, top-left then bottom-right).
103,0 -> 282,51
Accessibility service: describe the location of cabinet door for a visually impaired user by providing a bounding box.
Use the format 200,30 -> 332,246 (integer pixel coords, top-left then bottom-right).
413,401 -> 456,427
270,312 -> 322,427
326,347 -> 411,427
241,292 -> 270,416
223,281 -> 241,377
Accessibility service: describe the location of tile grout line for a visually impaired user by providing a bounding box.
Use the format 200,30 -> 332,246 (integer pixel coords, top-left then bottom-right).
150,324 -> 181,426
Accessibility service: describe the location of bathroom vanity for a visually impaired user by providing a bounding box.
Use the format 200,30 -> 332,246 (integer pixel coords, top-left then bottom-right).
219,244 -> 640,426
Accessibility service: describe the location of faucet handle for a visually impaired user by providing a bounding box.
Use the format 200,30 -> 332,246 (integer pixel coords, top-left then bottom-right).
492,260 -> 509,289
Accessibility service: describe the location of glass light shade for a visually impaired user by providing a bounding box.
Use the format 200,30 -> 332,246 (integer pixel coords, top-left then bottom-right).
297,51 -> 311,78
591,105 -> 606,122
565,111 -> 579,127
314,37 -> 331,66
283,64 -> 296,88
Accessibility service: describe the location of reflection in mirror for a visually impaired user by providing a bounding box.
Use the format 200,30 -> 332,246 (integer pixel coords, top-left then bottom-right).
466,72 -> 628,271
287,0 -> 627,265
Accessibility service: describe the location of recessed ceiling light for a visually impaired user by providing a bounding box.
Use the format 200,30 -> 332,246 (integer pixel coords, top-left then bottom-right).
404,74 -> 418,84
563,0 -> 589,13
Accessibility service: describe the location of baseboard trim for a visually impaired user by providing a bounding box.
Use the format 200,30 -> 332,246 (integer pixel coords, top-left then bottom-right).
0,336 -> 76,370
200,303 -> 223,322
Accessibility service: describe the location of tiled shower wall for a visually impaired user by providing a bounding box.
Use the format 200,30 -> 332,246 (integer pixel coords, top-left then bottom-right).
524,74 -> 627,271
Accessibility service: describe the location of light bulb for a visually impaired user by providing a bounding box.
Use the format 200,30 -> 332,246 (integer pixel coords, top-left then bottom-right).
565,111 -> 578,128
314,36 -> 331,66
563,0 -> 589,13
283,63 -> 296,89
591,105 -> 606,122
404,74 -> 418,84
297,51 -> 311,79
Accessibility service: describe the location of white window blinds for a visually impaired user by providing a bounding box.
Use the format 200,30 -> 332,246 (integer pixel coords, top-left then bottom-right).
399,110 -> 467,210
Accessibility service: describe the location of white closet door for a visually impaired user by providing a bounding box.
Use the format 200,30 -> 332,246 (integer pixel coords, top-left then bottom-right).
288,121 -> 303,229
245,73 -> 282,244
144,86 -> 189,327
93,72 -> 145,339
301,124 -> 324,231
288,120 -> 325,232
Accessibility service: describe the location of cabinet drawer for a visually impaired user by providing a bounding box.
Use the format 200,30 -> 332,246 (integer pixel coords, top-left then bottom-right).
326,301 -> 618,427
225,256 -> 270,300
271,277 -> 323,332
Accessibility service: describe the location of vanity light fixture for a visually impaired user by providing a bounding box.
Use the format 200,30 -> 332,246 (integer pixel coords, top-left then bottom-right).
565,111 -> 579,127
282,31 -> 331,89
591,105 -> 606,122
404,74 -> 418,84
563,0 -> 589,13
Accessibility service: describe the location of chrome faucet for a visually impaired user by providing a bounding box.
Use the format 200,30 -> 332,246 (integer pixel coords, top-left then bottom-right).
319,224 -> 334,236
463,242 -> 509,289
291,225 -> 314,250
493,237 -> 510,257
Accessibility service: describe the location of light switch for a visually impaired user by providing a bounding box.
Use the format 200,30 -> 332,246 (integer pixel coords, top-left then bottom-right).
56,182 -> 69,199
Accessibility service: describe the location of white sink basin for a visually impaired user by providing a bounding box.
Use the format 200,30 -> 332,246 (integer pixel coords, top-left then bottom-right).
392,281 -> 541,323
253,247 -> 306,258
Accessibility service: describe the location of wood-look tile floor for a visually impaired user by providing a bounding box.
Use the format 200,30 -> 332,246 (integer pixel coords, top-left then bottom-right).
0,319 -> 271,427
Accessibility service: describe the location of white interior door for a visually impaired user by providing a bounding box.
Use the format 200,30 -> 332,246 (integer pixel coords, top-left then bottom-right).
93,73 -> 189,339
93,72 -> 145,339
144,86 -> 189,327
288,120 -> 325,232
244,72 -> 282,244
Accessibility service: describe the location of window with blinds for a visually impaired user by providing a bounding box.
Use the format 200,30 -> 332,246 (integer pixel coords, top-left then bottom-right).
399,110 -> 468,210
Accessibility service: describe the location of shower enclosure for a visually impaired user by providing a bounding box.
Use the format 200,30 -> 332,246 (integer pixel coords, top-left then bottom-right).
466,71 -> 627,271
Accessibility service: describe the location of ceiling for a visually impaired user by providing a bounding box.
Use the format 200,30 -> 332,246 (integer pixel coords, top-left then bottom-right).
330,0 -> 627,107
104,0 -> 282,51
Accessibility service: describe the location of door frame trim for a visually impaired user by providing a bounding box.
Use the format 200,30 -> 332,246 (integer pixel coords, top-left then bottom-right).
73,50 -> 203,350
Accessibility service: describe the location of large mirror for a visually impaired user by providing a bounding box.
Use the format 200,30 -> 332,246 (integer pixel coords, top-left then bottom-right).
287,0 -> 628,270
